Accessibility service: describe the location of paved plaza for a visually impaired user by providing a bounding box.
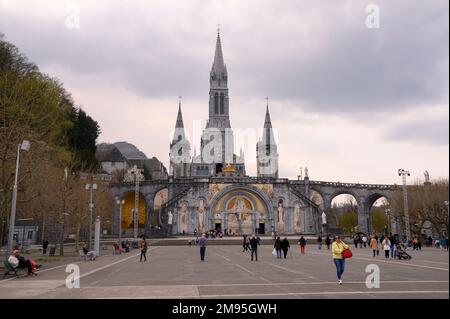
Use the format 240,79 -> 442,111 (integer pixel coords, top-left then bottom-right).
0,243 -> 448,299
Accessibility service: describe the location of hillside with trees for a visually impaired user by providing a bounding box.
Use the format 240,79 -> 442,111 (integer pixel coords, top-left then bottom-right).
0,33 -> 112,254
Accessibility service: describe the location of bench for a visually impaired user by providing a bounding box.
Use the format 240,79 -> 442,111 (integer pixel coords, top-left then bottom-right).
2,260 -> 27,279
79,250 -> 96,261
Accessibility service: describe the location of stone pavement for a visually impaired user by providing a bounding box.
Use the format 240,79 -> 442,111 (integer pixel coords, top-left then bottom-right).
0,245 -> 448,299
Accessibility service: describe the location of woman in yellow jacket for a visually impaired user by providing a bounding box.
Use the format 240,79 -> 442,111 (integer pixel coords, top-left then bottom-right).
332,235 -> 349,285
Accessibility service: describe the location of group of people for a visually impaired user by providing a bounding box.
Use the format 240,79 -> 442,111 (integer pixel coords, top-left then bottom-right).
8,249 -> 42,276
273,237 -> 291,258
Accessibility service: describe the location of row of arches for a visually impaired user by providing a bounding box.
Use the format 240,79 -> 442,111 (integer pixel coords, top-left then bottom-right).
115,185 -> 394,236
308,189 -> 392,235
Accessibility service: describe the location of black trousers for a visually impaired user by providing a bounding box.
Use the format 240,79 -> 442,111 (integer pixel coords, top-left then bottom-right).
251,248 -> 258,261
283,249 -> 288,258
140,251 -> 147,262
19,260 -> 32,274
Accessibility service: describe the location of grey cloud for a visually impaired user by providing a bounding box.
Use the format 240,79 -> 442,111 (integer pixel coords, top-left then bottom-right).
1,0 -> 447,113
384,117 -> 449,145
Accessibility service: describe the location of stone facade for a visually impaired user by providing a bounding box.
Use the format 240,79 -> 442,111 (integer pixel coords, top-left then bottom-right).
110,32 -> 399,237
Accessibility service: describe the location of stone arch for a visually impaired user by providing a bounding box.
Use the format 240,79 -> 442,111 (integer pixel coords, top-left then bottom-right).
365,192 -> 391,235
152,188 -> 168,227
209,184 -> 273,235
120,191 -> 148,231
309,188 -> 325,210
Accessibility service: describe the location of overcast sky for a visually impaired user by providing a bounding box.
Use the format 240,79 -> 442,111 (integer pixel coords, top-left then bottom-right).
1,0 -> 448,185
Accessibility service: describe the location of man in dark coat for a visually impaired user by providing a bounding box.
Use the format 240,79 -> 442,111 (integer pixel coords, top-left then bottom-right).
42,239 -> 49,255
274,237 -> 282,258
281,238 -> 290,258
249,235 -> 259,261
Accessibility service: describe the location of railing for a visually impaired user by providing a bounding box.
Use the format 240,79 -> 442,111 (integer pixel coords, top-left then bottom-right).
290,180 -> 396,190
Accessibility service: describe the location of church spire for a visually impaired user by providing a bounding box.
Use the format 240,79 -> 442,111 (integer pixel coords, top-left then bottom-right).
211,28 -> 226,74
262,97 -> 276,147
175,96 -> 184,128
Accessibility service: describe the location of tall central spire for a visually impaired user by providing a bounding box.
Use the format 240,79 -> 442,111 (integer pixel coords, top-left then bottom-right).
211,30 -> 226,74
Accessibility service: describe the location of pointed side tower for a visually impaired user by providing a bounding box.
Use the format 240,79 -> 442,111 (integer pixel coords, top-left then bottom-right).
256,99 -> 279,178
169,97 -> 191,178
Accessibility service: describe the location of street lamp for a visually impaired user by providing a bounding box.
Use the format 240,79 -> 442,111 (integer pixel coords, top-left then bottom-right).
398,169 -> 411,242
116,198 -> 125,244
124,165 -> 144,239
7,140 -> 31,255
85,183 -> 97,250
385,208 -> 391,235
444,201 -> 449,237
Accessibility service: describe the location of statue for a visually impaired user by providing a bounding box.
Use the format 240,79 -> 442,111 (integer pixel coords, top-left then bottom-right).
278,201 -> 284,223
198,199 -> 205,231
304,167 -> 309,178
321,211 -> 327,225
424,171 -> 430,184
168,210 -> 173,225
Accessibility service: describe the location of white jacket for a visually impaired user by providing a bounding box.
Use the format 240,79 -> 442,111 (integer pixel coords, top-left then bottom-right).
382,239 -> 391,251
8,255 -> 19,268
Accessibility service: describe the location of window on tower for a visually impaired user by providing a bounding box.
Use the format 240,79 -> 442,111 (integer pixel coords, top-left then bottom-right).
219,93 -> 224,114
214,93 -> 219,114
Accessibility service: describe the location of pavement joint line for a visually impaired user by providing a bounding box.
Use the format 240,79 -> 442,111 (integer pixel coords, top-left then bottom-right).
234,263 -> 254,275
269,263 -> 304,275
77,280 -> 449,289
64,247 -> 159,287
212,251 -> 231,262
200,290 -> 449,298
307,251 -> 449,271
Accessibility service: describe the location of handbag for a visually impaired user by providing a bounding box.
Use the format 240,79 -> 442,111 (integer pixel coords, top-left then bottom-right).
342,247 -> 353,259
272,248 -> 277,256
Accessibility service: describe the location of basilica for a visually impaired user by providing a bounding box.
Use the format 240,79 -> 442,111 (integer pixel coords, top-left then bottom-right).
110,32 -> 395,237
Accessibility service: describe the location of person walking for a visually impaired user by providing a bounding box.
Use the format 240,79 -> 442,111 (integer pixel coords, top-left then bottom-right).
199,234 -> 207,261
281,238 -> 290,258
249,234 -> 259,261
332,236 -> 349,285
362,235 -> 368,248
298,236 -> 306,254
274,237 -> 282,259
242,235 -> 248,252
325,236 -> 332,250
42,239 -> 49,255
369,235 -> 379,257
353,235 -> 359,249
382,236 -> 391,259
140,236 -> 148,262
389,234 -> 397,259
317,235 -> 323,250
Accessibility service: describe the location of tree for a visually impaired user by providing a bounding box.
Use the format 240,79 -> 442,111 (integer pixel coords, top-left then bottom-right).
0,34 -> 102,249
389,179 -> 449,238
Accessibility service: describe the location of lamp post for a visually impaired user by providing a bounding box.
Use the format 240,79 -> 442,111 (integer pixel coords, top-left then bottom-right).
60,212 -> 69,256
124,165 -> 144,239
7,140 -> 30,256
116,198 -> 125,244
444,201 -> 449,237
85,183 -> 97,250
385,208 -> 391,235
398,169 -> 411,242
